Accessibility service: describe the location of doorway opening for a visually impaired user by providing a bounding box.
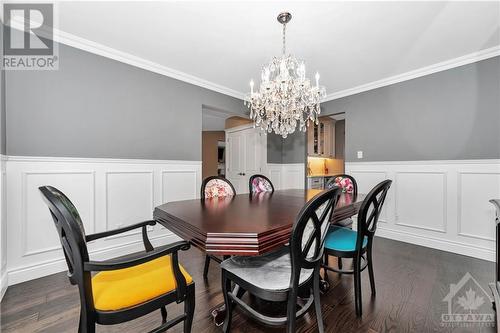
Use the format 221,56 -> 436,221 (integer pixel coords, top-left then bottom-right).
306,112 -> 345,189
202,131 -> 226,180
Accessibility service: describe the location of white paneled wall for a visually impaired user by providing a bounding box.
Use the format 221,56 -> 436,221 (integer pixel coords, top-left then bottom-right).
6,156 -> 201,285
0,155 -> 7,299
347,160 -> 500,261
266,163 -> 305,190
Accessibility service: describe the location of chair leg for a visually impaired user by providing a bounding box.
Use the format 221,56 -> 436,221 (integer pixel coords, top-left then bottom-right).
221,271 -> 233,333
367,247 -> 376,296
323,252 -> 329,283
286,290 -> 298,333
160,306 -> 167,324
338,257 -> 343,270
184,284 -> 195,333
78,309 -> 95,333
203,255 -> 211,279
353,256 -> 362,316
313,268 -> 325,333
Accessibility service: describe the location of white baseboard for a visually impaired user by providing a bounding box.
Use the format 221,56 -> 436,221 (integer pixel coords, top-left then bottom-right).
376,227 -> 495,262
8,233 -> 181,286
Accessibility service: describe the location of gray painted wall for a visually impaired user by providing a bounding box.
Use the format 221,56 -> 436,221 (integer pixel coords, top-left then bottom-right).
267,133 -> 283,164
5,43 -> 246,160
282,131 -> 306,163
267,131 -> 306,164
322,56 -> 500,162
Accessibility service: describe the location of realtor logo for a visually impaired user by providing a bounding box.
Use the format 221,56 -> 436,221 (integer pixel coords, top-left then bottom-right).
441,272 -> 495,328
2,3 -> 58,70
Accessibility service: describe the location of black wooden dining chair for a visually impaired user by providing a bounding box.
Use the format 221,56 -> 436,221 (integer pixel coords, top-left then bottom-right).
220,186 -> 342,333
325,174 -> 357,195
249,174 -> 274,194
200,176 -> 236,279
39,186 -> 195,333
323,179 -> 392,316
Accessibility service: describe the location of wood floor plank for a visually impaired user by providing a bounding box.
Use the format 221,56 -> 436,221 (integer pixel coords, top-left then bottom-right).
1,237 -> 496,332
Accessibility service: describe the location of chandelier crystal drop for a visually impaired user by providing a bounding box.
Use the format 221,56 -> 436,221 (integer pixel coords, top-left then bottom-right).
244,12 -> 326,138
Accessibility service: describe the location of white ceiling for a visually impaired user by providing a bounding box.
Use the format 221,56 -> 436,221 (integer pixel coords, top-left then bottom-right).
56,1 -> 500,100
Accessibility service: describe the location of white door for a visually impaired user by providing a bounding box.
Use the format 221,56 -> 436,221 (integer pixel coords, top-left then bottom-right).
226,126 -> 266,193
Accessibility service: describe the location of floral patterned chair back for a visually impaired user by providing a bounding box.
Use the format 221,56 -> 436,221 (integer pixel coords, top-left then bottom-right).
326,174 -> 358,196
201,176 -> 236,199
249,174 -> 274,194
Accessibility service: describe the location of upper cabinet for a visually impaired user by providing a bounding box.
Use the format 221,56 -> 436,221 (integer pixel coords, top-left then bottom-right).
307,117 -> 335,157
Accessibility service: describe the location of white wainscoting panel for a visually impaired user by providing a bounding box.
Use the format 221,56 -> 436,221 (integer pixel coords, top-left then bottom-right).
395,172 -> 447,233
23,171 -> 96,256
0,155 -> 7,300
266,163 -> 305,190
162,170 -> 198,203
6,156 -> 201,285
458,172 -> 500,241
346,160 -> 500,261
105,171 -> 154,239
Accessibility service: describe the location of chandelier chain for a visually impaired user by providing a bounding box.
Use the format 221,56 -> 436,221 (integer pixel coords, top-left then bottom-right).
282,23 -> 286,55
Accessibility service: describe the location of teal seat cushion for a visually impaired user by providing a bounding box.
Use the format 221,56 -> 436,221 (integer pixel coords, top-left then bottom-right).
324,226 -> 367,252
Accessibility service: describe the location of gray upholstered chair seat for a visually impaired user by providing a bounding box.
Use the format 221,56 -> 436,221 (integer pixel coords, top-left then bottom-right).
336,217 -> 354,227
220,247 -> 313,291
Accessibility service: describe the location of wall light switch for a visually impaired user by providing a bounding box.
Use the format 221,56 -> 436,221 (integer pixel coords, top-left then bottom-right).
357,151 -> 363,159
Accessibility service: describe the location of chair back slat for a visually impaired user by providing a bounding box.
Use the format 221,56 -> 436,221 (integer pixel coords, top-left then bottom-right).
39,186 -> 89,262
356,180 -> 392,249
289,187 -> 341,287
39,186 -> 94,310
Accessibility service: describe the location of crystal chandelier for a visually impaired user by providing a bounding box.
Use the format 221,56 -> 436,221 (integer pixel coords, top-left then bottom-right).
244,12 -> 326,138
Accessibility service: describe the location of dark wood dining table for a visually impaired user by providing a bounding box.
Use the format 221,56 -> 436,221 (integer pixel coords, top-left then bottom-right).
153,189 -> 365,326
154,189 -> 365,257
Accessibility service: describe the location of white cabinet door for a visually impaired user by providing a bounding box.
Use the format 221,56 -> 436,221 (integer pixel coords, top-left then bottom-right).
226,126 -> 266,194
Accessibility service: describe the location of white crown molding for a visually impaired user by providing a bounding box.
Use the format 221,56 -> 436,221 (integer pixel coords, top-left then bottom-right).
7,15 -> 242,99
323,45 -> 500,102
51,28 -> 245,100
202,105 -> 246,119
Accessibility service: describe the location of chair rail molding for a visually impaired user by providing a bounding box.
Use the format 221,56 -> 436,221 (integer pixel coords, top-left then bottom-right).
5,155 -> 201,285
346,159 -> 500,261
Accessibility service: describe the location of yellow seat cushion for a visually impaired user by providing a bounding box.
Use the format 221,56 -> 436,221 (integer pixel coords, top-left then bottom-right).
92,255 -> 193,311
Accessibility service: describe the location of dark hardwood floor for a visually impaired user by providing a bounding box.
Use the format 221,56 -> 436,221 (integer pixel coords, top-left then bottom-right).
0,237 -> 496,332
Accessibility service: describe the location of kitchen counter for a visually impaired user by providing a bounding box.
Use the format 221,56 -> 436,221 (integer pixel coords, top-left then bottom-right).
307,174 -> 339,178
